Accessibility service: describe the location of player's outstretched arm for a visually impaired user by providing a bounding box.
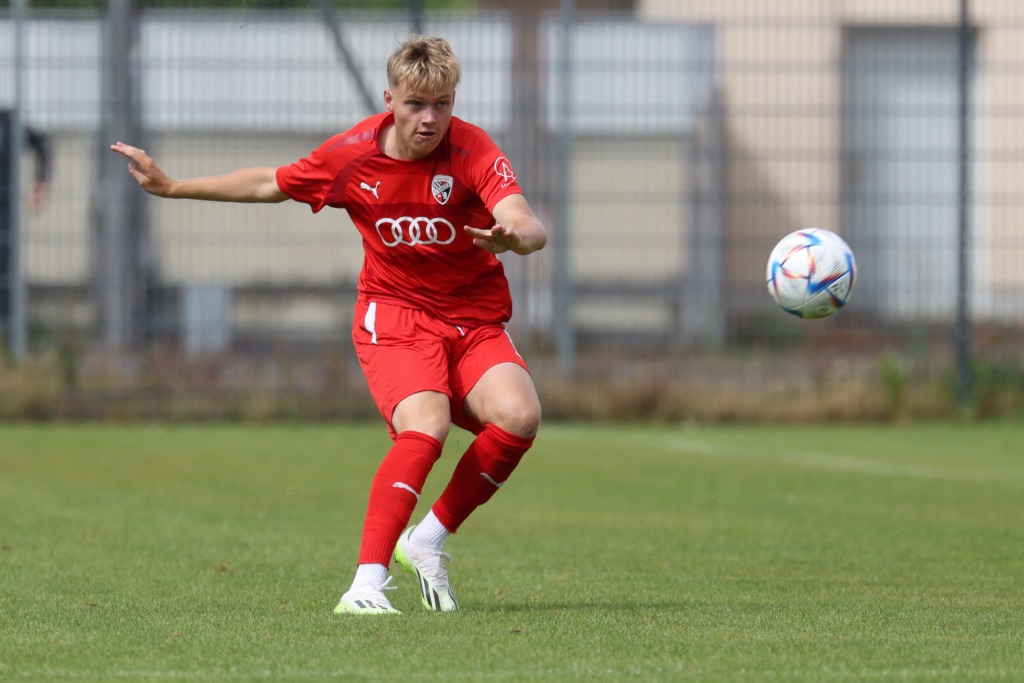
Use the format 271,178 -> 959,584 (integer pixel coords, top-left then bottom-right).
465,194 -> 547,256
110,142 -> 288,203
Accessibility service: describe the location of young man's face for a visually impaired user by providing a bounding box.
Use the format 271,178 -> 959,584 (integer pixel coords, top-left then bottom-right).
384,82 -> 456,159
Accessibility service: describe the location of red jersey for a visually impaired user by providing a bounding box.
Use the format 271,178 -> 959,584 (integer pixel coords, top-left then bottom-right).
276,113 -> 523,327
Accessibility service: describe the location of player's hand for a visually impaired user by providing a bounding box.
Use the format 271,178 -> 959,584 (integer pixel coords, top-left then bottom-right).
464,223 -> 521,255
109,142 -> 175,197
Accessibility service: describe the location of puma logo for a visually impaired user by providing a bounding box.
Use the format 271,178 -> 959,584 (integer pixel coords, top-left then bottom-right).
480,473 -> 504,488
392,482 -> 420,500
360,181 -> 380,199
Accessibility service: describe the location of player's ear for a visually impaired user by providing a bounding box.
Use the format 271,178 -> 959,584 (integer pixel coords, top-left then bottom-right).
384,88 -> 393,111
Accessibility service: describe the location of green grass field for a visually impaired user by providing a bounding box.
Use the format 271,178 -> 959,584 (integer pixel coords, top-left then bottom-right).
1,423 -> 1022,681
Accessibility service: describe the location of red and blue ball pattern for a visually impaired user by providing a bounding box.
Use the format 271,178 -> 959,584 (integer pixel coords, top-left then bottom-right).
766,228 -> 857,319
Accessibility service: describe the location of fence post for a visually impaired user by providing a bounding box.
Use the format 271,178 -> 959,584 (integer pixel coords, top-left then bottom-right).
8,0 -> 27,360
409,0 -> 424,35
315,0 -> 377,118
684,89 -> 725,349
96,0 -> 140,350
503,7 -> 541,343
956,0 -> 972,411
553,0 -> 575,376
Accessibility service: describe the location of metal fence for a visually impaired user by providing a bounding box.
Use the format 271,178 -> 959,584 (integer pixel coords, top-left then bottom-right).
1,0 -> 1023,421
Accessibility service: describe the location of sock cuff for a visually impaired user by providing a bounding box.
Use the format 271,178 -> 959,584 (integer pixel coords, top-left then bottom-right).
394,430 -> 444,461
352,562 -> 388,588
482,423 -> 535,455
431,500 -> 459,533
358,535 -> 396,567
410,510 -> 452,547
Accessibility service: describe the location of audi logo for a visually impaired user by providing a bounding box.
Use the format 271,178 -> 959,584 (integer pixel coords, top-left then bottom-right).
375,217 -> 457,247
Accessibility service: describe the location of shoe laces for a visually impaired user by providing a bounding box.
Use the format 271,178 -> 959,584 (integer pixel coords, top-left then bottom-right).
420,550 -> 452,588
374,575 -> 398,593
350,574 -> 397,599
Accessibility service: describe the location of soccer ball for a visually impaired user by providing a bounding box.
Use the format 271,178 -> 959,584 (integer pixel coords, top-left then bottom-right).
766,228 -> 857,319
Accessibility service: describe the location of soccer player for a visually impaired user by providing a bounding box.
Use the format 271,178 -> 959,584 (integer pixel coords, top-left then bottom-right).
110,36 -> 545,615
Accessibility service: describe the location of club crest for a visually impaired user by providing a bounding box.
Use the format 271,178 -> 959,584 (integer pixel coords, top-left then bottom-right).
431,175 -> 453,205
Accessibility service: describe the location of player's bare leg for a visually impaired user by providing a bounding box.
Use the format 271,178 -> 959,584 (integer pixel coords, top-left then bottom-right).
398,363 -> 540,611
461,362 -> 542,439
336,391 -> 451,615
391,391 -> 452,443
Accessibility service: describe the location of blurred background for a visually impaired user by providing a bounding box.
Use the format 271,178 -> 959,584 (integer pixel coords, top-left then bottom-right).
1,0 -> 1022,422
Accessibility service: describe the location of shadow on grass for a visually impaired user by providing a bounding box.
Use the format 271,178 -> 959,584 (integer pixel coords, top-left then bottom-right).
470,601 -> 688,614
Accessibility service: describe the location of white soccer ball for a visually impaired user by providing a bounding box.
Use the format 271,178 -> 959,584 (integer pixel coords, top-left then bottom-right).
766,228 -> 857,319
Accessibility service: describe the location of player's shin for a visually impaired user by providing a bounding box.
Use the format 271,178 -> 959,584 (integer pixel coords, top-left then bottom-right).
358,431 -> 443,566
430,424 -> 534,533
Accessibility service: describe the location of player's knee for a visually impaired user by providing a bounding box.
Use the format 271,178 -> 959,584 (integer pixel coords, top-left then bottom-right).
430,415 -> 452,443
406,410 -> 450,443
429,421 -> 451,444
398,418 -> 449,444
492,397 -> 541,439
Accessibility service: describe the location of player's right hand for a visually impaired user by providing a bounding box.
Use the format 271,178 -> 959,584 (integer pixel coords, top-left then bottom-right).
109,142 -> 175,197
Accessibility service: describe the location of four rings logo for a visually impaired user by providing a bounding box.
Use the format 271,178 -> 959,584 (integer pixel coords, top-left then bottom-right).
375,217 -> 457,247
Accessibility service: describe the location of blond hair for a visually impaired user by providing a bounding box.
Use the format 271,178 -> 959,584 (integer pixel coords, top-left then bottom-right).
387,35 -> 462,93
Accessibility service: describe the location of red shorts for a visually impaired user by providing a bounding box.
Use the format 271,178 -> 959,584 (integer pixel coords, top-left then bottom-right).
352,300 -> 530,440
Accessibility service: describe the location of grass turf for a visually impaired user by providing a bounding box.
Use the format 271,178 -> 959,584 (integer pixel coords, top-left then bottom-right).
0,423 -> 1022,681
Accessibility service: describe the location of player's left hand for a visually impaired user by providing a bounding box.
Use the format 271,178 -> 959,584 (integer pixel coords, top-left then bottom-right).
464,224 -> 521,254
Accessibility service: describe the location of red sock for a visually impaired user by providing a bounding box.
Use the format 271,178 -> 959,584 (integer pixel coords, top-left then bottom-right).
358,431 -> 443,565
432,424 -> 534,533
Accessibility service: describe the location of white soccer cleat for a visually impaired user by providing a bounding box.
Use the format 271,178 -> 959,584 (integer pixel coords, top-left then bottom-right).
333,575 -> 402,615
394,526 -> 459,612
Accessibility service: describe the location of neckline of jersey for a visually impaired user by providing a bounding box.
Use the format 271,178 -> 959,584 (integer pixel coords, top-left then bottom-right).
374,111 -> 450,164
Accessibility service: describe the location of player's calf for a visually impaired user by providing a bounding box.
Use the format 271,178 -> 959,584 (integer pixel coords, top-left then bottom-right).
432,423 -> 535,533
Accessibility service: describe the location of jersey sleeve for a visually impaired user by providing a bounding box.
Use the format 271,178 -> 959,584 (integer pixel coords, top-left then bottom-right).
465,130 -> 523,212
276,139 -> 342,214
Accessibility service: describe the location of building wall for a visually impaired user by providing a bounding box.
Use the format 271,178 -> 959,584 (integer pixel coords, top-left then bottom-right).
640,0 -> 1024,321
150,134 -> 365,287
23,133 -> 366,287
23,135 -> 93,285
